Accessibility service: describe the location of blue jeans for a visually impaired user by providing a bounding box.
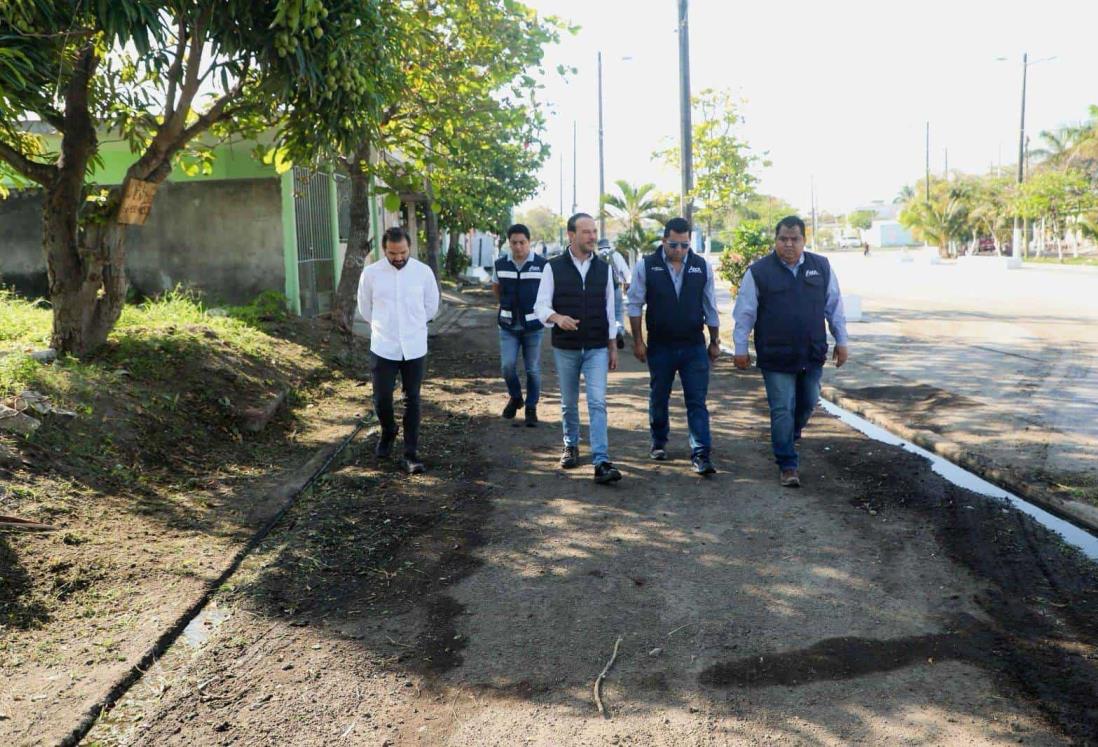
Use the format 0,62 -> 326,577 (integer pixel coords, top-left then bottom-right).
613,289 -> 625,336
647,343 -> 711,457
499,327 -> 543,406
761,366 -> 823,470
553,347 -> 610,465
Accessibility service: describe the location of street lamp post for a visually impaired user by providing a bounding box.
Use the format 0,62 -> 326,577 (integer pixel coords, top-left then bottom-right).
1001,52 -> 1055,261
677,0 -> 693,222
597,51 -> 606,236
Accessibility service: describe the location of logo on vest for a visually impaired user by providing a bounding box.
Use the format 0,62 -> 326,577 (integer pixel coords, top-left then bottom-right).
805,269 -> 821,277
651,266 -> 666,272
687,266 -> 704,274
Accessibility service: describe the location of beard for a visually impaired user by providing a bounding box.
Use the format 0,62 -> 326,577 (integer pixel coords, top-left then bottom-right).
389,258 -> 408,269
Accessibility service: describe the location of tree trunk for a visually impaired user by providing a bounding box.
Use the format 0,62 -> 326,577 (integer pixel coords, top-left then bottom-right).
444,229 -> 465,278
43,176 -> 129,357
331,148 -> 372,333
423,201 -> 440,279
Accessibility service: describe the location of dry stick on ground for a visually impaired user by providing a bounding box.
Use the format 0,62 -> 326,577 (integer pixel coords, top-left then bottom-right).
593,635 -> 623,718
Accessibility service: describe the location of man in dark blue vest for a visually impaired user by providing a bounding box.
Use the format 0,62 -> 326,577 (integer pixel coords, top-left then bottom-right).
733,215 -> 849,488
493,224 -> 547,427
533,213 -> 622,484
627,217 -> 721,476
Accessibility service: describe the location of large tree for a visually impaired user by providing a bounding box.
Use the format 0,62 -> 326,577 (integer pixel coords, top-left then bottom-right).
329,0 -> 563,329
656,88 -> 763,235
0,0 -> 395,356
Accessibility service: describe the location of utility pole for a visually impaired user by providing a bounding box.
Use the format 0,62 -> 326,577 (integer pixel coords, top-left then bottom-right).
925,121 -> 930,203
571,120 -> 578,215
810,176 -> 818,251
677,0 -> 693,222
558,154 -> 564,247
944,147 -> 949,179
1013,52 -> 1028,258
597,51 -> 606,236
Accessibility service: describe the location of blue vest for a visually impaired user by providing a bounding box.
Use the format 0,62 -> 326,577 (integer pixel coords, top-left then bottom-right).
495,254 -> 547,331
748,251 -> 830,372
643,250 -> 708,346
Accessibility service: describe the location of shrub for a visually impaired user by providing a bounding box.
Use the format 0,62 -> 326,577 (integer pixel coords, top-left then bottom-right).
717,221 -> 771,292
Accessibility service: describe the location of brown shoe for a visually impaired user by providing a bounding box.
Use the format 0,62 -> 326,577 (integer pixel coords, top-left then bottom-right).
780,469 -> 800,488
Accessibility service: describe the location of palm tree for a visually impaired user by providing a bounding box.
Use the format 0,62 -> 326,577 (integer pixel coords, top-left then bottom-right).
899,179 -> 973,258
893,184 -> 916,205
602,180 -> 664,257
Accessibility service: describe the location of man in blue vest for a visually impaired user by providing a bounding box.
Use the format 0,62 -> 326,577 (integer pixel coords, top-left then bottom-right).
534,212 -> 622,484
627,217 -> 721,476
733,215 -> 849,488
493,224 -> 547,427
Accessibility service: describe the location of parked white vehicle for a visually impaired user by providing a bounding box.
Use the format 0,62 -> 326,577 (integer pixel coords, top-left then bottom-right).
837,235 -> 863,249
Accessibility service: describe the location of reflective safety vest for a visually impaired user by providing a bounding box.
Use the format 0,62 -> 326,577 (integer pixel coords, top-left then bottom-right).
495,254 -> 547,331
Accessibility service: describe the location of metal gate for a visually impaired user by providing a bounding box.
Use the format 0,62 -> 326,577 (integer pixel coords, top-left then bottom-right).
293,166 -> 335,317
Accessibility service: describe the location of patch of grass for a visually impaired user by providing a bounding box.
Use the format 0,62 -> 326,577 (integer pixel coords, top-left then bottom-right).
225,290 -> 291,328
0,289 -> 51,348
1026,255 -> 1098,266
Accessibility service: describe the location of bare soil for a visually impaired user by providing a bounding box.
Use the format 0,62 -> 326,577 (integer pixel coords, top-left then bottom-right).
0,316 -> 373,745
47,295 -> 1098,744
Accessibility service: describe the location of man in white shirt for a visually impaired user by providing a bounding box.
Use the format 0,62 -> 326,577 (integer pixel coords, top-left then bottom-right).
598,238 -> 631,349
356,226 -> 440,474
533,213 -> 622,485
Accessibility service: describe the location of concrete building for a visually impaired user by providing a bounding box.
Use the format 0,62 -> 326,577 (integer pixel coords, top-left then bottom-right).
0,134 -> 411,316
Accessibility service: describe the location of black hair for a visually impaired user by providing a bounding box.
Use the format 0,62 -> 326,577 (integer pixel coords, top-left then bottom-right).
566,212 -> 594,232
507,223 -> 531,239
382,226 -> 412,248
663,217 -> 692,237
775,215 -> 806,238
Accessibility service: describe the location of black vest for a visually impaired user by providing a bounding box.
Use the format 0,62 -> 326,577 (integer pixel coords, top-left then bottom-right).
643,250 -> 708,346
495,254 -> 546,331
549,252 -> 610,350
748,251 -> 831,372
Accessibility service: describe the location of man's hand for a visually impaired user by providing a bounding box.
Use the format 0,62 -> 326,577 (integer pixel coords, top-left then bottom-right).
833,345 -> 849,368
608,347 -> 619,371
550,313 -> 580,331
633,340 -> 647,363
733,354 -> 750,370
708,341 -> 721,362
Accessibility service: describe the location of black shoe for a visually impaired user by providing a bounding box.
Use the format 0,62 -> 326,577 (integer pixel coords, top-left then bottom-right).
594,461 -> 623,484
616,332 -> 625,350
502,396 -> 524,419
692,454 -> 716,476
560,445 -> 580,469
649,447 -> 668,461
524,406 -> 538,427
401,456 -> 426,475
375,429 -> 398,458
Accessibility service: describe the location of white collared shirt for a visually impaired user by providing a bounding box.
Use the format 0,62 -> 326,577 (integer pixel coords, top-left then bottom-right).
356,256 -> 440,360
533,247 -> 616,340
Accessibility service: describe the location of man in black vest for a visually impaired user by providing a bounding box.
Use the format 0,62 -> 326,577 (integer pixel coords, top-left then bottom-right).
733,215 -> 849,488
533,213 -> 622,484
493,224 -> 547,427
627,217 -> 720,476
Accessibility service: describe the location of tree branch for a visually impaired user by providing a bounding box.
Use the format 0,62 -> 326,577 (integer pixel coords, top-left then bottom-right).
164,18 -> 187,117
0,139 -> 54,185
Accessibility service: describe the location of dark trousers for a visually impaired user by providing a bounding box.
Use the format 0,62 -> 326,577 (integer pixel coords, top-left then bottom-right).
647,342 -> 712,457
371,353 -> 427,458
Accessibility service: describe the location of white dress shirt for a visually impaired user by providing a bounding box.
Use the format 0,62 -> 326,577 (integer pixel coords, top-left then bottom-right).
356,256 -> 440,360
533,247 -> 616,340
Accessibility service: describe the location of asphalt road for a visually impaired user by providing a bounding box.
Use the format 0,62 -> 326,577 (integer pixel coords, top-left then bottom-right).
710,250 -> 1098,505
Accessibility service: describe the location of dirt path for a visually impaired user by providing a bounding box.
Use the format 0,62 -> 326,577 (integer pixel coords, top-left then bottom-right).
92,300 -> 1098,746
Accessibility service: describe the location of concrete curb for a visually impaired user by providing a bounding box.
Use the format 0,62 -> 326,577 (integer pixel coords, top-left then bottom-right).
58,418 -> 377,747
820,384 -> 1098,536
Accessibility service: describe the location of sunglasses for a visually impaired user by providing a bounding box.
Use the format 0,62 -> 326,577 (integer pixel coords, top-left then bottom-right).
665,241 -> 690,249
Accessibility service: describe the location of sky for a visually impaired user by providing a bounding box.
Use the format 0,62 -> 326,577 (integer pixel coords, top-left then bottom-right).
519,0 -> 1098,218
